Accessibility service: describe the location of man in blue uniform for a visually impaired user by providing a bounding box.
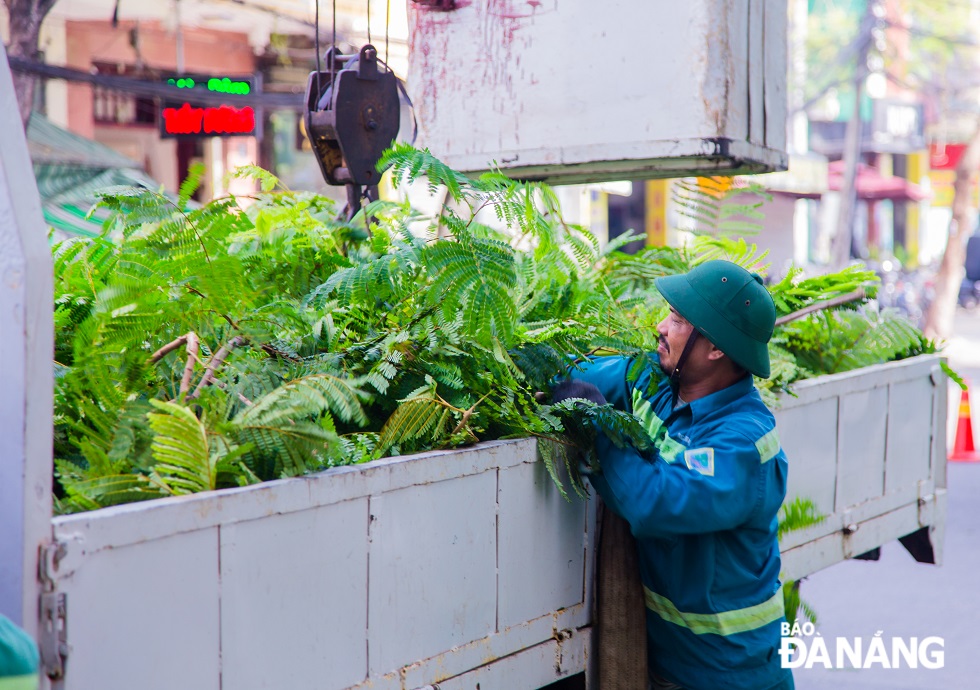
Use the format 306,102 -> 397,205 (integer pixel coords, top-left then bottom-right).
559,260 -> 793,690
0,615 -> 39,690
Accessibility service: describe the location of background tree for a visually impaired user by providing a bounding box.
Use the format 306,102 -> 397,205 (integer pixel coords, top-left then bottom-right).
3,0 -> 58,129
805,0 -> 979,337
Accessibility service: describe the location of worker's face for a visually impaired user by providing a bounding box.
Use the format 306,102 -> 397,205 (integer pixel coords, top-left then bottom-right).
656,307 -> 695,374
656,307 -> 724,376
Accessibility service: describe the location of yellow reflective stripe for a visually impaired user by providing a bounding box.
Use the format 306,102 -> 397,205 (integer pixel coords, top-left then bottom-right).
631,390 -> 687,462
658,435 -> 686,463
755,429 -> 780,464
644,586 -> 784,636
631,389 -> 664,439
0,675 -> 39,690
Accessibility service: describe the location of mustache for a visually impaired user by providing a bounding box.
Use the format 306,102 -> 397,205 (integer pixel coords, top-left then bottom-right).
658,337 -> 669,352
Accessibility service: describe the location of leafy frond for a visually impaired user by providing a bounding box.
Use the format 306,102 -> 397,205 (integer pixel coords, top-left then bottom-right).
236,373 -> 368,428
379,143 -> 472,202
146,399 -> 215,494
378,389 -> 455,454
178,162 -> 206,209
778,497 -> 825,540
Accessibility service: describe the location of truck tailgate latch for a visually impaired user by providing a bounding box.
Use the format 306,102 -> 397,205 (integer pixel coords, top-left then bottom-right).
39,541 -> 70,687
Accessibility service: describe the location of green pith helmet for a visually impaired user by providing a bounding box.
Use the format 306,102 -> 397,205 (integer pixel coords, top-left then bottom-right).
654,260 -> 776,378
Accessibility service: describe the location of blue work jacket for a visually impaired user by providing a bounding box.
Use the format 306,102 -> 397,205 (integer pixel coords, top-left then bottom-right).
571,354 -> 793,690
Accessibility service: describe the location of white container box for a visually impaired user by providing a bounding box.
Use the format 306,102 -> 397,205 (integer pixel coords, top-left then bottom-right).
408,0 -> 789,183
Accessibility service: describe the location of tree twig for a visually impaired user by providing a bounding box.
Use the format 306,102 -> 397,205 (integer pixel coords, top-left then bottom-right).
180,333 -> 199,396
774,289 -> 866,327
150,333 -> 192,363
450,392 -> 491,437
188,336 -> 246,400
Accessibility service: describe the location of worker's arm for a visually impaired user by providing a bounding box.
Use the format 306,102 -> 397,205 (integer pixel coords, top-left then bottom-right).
564,355 -> 635,411
588,428 -> 763,538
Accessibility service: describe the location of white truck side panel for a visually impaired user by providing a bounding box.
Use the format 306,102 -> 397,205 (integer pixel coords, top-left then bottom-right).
220,499 -> 370,690
497,461 -> 588,628
368,471 -> 498,676
50,439 -> 595,690
58,528 -> 221,690
777,355 -> 948,580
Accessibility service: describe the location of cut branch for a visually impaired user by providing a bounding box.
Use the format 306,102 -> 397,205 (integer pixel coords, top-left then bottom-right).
150,333 -> 194,363
188,336 -> 246,400
180,333 -> 200,396
774,289 -> 867,327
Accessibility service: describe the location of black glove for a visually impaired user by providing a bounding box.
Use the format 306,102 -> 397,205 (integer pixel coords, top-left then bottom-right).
550,379 -> 607,405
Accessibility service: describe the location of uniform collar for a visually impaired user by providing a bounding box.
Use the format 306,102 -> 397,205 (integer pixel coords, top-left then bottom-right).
680,373 -> 755,424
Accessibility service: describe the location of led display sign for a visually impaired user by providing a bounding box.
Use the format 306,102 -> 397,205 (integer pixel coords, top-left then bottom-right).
162,103 -> 255,136
160,73 -> 256,138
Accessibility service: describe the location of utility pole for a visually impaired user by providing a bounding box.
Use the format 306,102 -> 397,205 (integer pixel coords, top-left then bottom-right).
831,0 -> 878,268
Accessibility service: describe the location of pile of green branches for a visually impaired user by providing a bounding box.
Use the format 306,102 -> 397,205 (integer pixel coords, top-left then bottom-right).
52,146 -> 936,513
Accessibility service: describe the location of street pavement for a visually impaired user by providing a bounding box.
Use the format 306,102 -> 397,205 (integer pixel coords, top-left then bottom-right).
792,307 -> 980,690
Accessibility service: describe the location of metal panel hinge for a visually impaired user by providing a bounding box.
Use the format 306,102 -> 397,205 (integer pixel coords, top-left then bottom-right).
39,542 -> 69,686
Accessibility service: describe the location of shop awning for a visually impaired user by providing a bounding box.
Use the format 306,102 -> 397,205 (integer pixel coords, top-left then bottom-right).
827,160 -> 929,202
28,113 -> 168,238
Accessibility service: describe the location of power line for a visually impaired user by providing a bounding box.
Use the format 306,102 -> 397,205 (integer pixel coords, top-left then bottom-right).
7,56 -> 305,110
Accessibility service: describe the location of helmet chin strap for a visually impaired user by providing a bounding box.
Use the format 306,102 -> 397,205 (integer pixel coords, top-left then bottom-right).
669,330 -> 700,406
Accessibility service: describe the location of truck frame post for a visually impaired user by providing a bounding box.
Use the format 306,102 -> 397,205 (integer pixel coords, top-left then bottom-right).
0,45 -> 54,636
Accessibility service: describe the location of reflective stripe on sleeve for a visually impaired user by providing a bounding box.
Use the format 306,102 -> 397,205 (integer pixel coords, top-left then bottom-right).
755,428 -> 780,464
631,389 -> 664,440
643,586 -> 784,636
631,390 -> 688,463
0,675 -> 39,690
658,435 -> 686,463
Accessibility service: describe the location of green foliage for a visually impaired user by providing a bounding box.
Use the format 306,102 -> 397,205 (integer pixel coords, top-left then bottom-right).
780,307 -> 935,377
778,497 -> 825,541
941,361 -> 968,391
52,148 -> 941,513
778,497 -> 826,628
52,147 -> 654,512
672,177 -> 771,237
537,399 -> 658,500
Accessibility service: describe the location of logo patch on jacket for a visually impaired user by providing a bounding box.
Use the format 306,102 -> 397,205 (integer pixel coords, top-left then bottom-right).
684,447 -> 715,476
